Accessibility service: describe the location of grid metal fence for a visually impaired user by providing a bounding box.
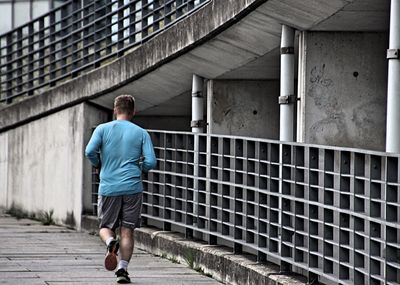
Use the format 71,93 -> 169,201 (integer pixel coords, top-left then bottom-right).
138,130 -> 400,285
0,0 -> 209,104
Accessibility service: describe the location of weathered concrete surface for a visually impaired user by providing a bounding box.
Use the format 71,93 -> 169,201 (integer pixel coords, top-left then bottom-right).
133,227 -> 307,285
301,32 -> 388,151
0,103 -> 108,229
208,80 -> 280,139
0,213 -> 221,285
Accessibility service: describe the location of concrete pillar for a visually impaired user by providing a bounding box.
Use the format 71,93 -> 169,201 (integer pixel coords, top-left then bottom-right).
191,74 -> 204,133
386,0 -> 400,153
279,25 -> 296,142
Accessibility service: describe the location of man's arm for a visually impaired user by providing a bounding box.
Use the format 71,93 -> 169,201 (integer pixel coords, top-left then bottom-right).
141,131 -> 157,172
85,126 -> 103,168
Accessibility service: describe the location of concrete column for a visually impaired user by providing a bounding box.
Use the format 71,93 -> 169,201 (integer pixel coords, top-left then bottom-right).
386,0 -> 400,153
279,25 -> 296,142
191,74 -> 204,133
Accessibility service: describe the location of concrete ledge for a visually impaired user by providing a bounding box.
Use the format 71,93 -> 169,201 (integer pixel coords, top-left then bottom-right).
134,227 -> 307,285
81,215 -> 99,233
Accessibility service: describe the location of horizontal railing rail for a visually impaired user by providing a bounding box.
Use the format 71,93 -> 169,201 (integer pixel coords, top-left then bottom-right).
131,131 -> 399,285
0,0 -> 209,104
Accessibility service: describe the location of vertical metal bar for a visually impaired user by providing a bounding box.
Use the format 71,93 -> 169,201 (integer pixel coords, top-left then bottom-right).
16,29 -> 23,95
191,74 -> 204,133
5,33 -> 13,103
279,25 -> 296,142
49,12 -> 56,85
128,0 -> 136,44
38,18 -> 45,89
141,0 -> 148,39
117,0 -> 125,54
82,0 -> 91,67
279,25 -> 296,273
191,74 -> 204,238
71,1 -> 82,77
297,31 -> 307,143
60,4 -> 69,77
27,23 -> 34,95
93,0 -> 108,67
386,0 -> 400,153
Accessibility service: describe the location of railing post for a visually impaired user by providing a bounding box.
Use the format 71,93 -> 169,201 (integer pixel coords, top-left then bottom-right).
38,18 -> 45,88
191,74 -> 204,239
16,29 -> 23,95
49,12 -> 56,86
386,0 -> 400,153
279,25 -> 296,273
71,1 -> 82,77
5,33 -> 13,103
27,23 -> 34,96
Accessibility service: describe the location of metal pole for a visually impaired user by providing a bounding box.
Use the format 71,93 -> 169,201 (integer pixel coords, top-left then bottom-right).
279,25 -> 295,142
191,74 -> 204,239
386,0 -> 400,153
191,74 -> 204,133
278,25 -> 295,270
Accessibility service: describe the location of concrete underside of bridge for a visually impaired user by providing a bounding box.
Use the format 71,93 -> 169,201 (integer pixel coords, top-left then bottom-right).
0,0 -> 391,231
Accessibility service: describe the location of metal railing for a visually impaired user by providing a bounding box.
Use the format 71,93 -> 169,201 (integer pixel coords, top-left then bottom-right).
0,0 -> 209,104
137,130 -> 400,285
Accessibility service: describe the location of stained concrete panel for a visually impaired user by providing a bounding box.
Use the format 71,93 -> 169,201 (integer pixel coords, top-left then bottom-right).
0,104 -> 95,229
209,80 -> 279,139
303,32 -> 388,151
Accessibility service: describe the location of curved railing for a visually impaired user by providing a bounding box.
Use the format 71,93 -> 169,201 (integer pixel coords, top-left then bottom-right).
0,0 -> 209,104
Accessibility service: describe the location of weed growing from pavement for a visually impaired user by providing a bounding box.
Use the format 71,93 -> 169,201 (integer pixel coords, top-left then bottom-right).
183,248 -> 195,269
157,249 -> 213,279
39,209 -> 55,225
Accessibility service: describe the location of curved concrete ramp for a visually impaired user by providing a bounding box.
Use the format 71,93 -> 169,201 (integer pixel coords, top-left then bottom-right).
0,0 -> 377,131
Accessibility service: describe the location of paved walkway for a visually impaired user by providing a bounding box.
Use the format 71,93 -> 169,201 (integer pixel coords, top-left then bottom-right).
0,214 -> 221,285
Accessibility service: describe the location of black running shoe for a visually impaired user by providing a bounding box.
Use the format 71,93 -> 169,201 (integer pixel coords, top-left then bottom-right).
115,268 -> 131,284
104,239 -> 119,271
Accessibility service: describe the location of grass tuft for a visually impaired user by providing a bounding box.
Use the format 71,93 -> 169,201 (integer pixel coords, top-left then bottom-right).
39,209 -> 55,226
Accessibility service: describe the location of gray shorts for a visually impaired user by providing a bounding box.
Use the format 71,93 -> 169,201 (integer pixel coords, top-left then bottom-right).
97,192 -> 143,230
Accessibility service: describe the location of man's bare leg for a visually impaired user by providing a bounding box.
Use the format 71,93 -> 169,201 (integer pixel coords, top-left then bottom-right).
99,228 -> 115,243
119,226 -> 134,264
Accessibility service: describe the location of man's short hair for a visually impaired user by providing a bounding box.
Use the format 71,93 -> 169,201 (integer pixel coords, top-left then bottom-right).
114,95 -> 135,116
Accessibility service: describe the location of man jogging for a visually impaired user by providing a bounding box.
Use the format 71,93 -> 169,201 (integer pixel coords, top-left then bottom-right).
85,95 -> 156,284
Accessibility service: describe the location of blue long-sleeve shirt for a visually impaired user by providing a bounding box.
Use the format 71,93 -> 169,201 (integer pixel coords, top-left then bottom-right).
85,120 -> 156,196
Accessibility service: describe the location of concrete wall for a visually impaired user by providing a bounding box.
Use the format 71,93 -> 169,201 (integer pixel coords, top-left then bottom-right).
0,103 -> 108,229
301,32 -> 388,151
208,80 -> 280,139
